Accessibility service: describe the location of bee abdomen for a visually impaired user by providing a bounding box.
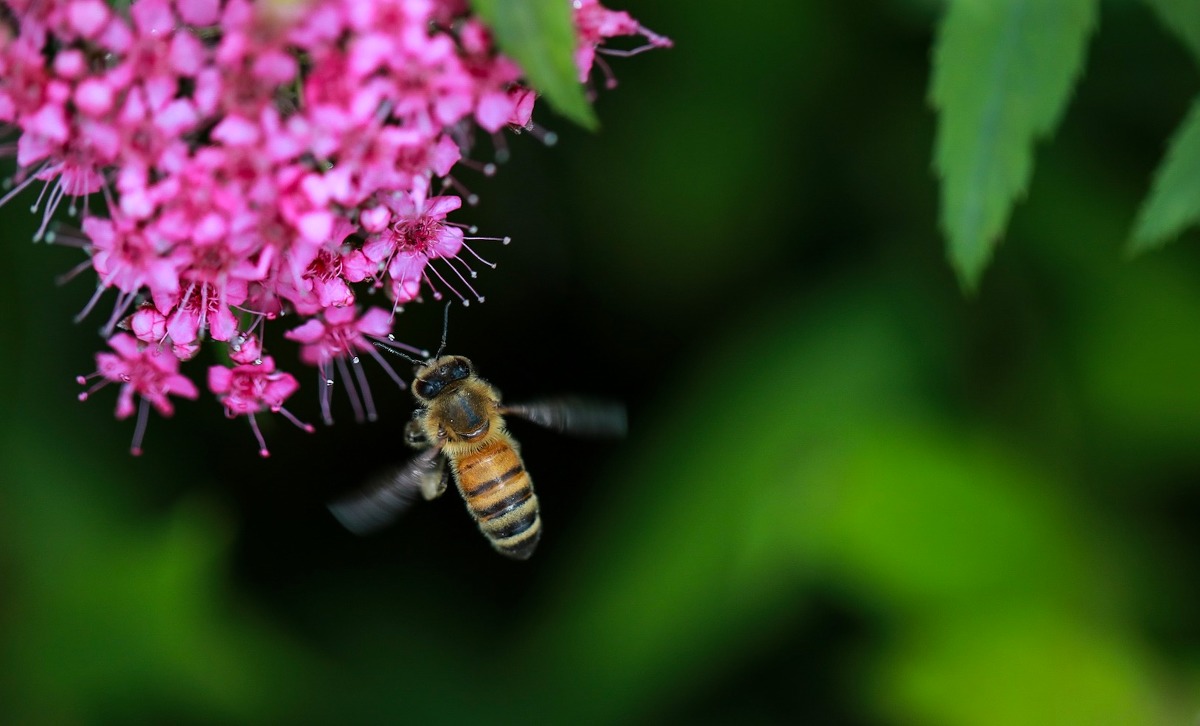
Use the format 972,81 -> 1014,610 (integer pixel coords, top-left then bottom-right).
457,446 -> 542,560
477,486 -> 541,560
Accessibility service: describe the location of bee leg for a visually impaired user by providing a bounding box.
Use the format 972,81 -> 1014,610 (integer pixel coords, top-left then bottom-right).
420,462 -> 450,500
405,418 -> 428,448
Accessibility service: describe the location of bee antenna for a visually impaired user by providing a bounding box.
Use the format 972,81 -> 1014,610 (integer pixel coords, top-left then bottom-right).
435,301 -> 452,358
372,340 -> 425,365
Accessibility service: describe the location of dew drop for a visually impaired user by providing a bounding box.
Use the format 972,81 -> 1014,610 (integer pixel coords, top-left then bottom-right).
542,131 -> 559,147
351,356 -> 360,364
466,193 -> 479,206
325,378 -> 335,386
502,236 -> 512,245
482,163 -> 497,177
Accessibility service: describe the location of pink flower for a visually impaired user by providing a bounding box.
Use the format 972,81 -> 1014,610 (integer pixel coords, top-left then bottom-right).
285,306 -> 415,425
127,303 -> 201,361
572,0 -> 672,86
77,333 -> 199,455
0,0 -> 668,453
208,355 -> 312,457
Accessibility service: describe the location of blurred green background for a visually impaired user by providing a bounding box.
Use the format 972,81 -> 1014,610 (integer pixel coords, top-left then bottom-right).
4,1 -> 1200,723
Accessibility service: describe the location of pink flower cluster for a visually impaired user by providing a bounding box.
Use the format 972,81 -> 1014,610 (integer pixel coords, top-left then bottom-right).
0,0 -> 668,455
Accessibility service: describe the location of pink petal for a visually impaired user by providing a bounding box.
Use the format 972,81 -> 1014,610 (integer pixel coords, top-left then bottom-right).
115,385 -> 136,419
429,227 -> 463,259
315,277 -> 354,308
356,307 -> 393,337
166,372 -> 199,399
508,88 -> 536,127
53,49 -> 87,79
475,90 -> 515,133
391,278 -> 421,304
342,250 -> 377,283
107,333 -> 141,359
253,49 -> 298,84
230,335 -> 263,364
211,115 -> 260,146
177,0 -> 220,27
425,195 -> 462,219
360,205 -> 390,233
131,0 -> 176,36
284,318 -> 327,344
155,98 -> 198,134
74,78 -> 115,116
68,0 -> 111,38
323,305 -> 357,325
169,32 -> 206,75
388,249 -> 428,282
26,104 -> 70,143
130,307 -> 167,342
167,309 -> 201,345
209,305 -> 238,342
297,211 -> 334,243
207,365 -> 233,394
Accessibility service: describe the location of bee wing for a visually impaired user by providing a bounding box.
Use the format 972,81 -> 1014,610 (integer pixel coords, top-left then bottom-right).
328,447 -> 446,535
501,397 -> 628,438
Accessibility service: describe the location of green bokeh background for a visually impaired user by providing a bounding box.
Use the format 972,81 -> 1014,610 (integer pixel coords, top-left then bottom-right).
4,1 -> 1200,723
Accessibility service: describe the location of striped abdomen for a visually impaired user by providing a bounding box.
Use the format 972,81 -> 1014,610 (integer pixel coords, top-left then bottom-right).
451,435 -> 541,560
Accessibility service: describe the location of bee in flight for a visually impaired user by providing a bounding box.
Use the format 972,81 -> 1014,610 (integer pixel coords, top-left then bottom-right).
328,310 -> 626,559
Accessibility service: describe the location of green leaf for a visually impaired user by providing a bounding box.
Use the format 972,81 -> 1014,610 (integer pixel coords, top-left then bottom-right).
1130,97 -> 1200,253
1142,0 -> 1200,64
878,611 -> 1171,726
931,0 -> 1098,291
0,430 -> 319,724
470,0 -> 598,130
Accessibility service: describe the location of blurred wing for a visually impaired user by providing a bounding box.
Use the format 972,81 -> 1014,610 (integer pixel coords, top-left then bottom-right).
502,397 -> 628,438
328,447 -> 445,535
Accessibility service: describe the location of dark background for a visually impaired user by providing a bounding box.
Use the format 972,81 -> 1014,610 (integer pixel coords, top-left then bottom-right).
4,1 -> 1200,723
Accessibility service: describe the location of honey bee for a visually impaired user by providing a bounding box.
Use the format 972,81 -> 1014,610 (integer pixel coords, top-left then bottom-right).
328,320 -> 626,559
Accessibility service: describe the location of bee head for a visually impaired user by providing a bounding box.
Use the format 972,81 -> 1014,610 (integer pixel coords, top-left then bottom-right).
413,355 -> 474,401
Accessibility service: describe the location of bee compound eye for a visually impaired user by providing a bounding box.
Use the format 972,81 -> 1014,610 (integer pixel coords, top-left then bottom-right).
415,379 -> 438,399
447,357 -> 472,380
